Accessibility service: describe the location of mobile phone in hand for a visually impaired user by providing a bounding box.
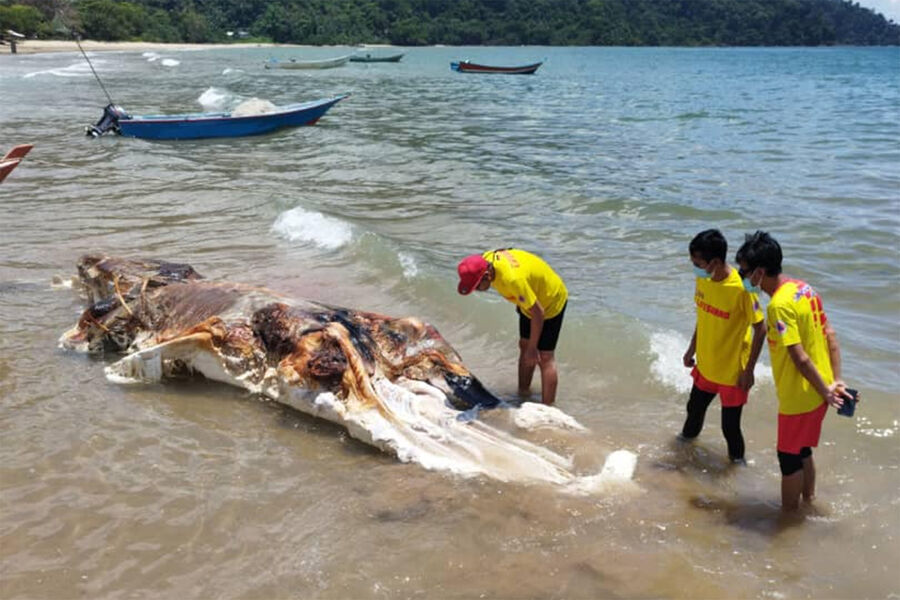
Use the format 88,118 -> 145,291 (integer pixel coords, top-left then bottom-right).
837,388 -> 859,417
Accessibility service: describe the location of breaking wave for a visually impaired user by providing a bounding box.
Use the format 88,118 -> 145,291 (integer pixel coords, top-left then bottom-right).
272,207 -> 353,250
648,329 -> 771,394
197,87 -> 231,110
23,61 -> 99,79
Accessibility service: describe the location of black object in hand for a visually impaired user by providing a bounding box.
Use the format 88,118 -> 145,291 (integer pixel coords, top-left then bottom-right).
837,388 -> 858,417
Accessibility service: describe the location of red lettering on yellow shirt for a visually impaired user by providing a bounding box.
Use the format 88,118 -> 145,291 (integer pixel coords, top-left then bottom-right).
695,297 -> 731,320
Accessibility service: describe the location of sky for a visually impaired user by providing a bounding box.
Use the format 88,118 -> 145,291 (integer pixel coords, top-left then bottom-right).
856,0 -> 900,22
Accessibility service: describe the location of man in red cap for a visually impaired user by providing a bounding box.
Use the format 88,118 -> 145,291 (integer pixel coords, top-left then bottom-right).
457,249 -> 568,405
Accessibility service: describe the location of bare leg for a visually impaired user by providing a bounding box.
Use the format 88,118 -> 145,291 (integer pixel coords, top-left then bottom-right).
781,471 -> 804,511
538,350 -> 558,405
801,455 -> 816,502
518,339 -> 536,395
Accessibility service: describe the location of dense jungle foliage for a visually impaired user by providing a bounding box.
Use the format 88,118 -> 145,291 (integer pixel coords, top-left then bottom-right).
2,0 -> 898,45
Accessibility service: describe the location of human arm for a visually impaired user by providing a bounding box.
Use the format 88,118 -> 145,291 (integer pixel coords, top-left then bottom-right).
786,343 -> 843,408
825,323 -> 842,382
737,320 -> 766,390
683,326 -> 697,368
522,300 -> 545,367
823,323 -> 857,404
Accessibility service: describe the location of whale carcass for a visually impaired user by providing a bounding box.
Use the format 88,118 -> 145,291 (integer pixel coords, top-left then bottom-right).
59,255 -> 636,490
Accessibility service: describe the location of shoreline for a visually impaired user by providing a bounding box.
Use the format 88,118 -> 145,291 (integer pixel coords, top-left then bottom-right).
4,40 -> 392,56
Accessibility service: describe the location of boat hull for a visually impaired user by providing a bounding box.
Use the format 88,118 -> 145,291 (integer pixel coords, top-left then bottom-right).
451,61 -> 542,75
113,95 -> 348,141
0,159 -> 21,183
0,144 -> 32,183
265,55 -> 351,69
349,53 -> 404,63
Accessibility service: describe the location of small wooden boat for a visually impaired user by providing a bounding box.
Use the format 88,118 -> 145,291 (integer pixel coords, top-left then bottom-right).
0,144 -> 32,183
86,95 -> 349,140
450,60 -> 543,75
349,52 -> 404,63
265,55 -> 352,70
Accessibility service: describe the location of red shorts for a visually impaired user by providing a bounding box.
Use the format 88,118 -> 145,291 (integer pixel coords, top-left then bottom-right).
691,367 -> 748,407
777,402 -> 827,454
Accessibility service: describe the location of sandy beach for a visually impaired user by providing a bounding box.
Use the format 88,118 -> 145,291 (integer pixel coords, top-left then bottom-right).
5,40 -> 317,55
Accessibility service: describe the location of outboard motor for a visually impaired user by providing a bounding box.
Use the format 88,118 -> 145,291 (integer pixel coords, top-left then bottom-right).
86,104 -> 128,137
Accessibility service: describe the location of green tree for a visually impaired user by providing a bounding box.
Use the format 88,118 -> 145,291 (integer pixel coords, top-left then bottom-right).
0,3 -> 43,35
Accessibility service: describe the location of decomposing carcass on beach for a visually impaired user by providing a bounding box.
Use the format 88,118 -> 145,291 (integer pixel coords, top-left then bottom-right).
60,255 -> 636,490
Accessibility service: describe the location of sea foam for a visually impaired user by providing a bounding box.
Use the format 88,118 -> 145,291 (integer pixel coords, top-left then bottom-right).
398,252 -> 418,279
649,329 -> 771,395
272,207 -> 353,250
23,61 -> 97,79
197,87 -> 230,110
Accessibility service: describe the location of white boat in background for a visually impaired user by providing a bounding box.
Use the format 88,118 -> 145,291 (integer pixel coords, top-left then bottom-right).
264,54 -> 352,70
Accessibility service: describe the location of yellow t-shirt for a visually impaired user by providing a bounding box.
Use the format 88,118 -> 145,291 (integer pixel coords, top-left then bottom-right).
483,249 -> 568,319
694,267 -> 764,386
767,279 -> 833,415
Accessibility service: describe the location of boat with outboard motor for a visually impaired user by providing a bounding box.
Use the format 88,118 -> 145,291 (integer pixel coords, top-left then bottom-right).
86,95 -> 349,140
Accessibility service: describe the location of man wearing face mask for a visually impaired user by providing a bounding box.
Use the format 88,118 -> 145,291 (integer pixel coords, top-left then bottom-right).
736,231 -> 854,510
679,229 -> 766,464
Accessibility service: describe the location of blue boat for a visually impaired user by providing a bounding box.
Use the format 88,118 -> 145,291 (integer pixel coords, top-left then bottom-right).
86,94 -> 349,140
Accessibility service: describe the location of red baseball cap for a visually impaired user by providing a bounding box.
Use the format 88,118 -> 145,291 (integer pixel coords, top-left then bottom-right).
457,254 -> 490,295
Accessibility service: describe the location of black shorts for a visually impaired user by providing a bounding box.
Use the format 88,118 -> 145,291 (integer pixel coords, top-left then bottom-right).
518,301 -> 567,352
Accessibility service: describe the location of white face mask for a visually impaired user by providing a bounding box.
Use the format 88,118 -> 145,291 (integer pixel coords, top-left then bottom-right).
741,269 -> 761,293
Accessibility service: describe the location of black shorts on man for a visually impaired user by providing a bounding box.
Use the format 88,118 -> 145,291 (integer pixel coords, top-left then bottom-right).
518,301 -> 567,352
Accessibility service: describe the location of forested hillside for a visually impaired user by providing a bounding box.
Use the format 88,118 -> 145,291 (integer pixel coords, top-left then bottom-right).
2,0 -> 898,46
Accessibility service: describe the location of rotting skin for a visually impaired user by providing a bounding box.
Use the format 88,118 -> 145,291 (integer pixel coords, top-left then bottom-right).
61,255 -> 501,414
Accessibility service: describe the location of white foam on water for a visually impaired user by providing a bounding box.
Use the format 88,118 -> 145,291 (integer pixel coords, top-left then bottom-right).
197,87 -> 230,110
272,207 -> 353,250
23,61 -> 98,79
142,52 -> 159,60
222,67 -> 242,75
856,416 -> 896,438
398,252 -> 418,279
160,58 -> 180,67
648,329 -> 771,394
649,330 -> 693,394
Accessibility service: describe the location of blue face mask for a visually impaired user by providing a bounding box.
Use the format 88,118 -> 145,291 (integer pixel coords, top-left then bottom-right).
742,276 -> 761,294
693,266 -> 710,279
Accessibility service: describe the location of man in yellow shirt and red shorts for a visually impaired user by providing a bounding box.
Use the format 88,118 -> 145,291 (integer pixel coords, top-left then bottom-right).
680,229 -> 766,464
457,249 -> 568,406
736,231 -> 855,510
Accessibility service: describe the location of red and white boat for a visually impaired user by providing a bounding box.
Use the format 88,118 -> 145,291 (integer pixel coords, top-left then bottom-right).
0,144 -> 32,183
450,60 -> 543,75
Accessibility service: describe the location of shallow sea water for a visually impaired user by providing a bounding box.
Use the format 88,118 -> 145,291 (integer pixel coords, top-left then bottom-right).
1,46 -> 898,599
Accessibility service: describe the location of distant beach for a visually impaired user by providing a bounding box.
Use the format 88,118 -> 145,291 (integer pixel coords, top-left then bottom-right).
4,40 -> 363,55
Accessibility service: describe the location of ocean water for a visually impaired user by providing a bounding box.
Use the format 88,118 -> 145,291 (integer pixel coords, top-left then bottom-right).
1,46 -> 898,599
